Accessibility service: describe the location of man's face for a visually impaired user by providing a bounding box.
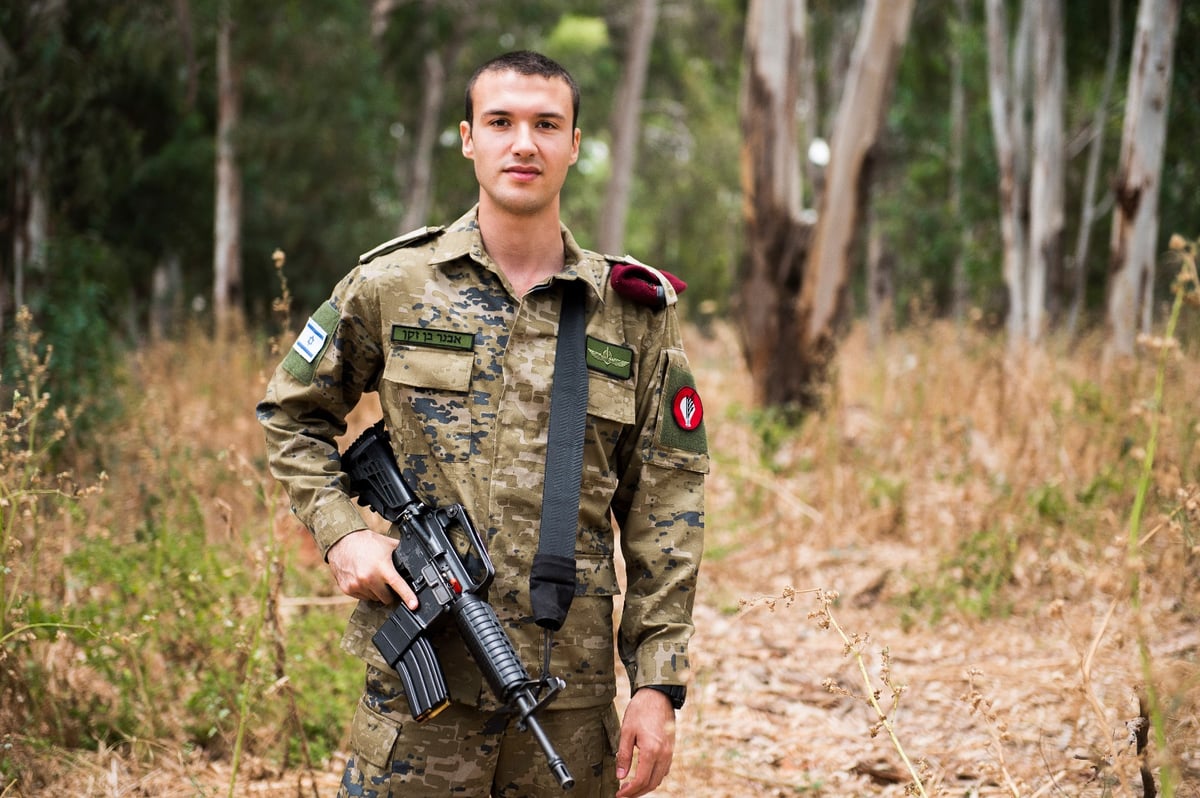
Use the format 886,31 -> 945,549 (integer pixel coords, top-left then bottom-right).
460,69 -> 580,218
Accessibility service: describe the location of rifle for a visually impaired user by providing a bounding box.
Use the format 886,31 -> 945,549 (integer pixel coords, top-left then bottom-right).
342,420 -> 575,790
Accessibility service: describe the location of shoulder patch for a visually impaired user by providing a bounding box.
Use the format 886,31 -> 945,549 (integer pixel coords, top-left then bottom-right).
656,358 -> 707,456
358,226 -> 445,265
606,255 -> 687,310
281,300 -> 340,384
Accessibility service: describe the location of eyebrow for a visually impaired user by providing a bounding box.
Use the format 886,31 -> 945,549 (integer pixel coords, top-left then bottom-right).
481,108 -> 568,122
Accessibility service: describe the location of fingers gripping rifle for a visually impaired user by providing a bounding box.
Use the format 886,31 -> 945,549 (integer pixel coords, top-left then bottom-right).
342,420 -> 575,790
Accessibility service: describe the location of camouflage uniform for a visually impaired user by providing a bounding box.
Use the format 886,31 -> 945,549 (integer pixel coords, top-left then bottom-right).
257,206 -> 707,796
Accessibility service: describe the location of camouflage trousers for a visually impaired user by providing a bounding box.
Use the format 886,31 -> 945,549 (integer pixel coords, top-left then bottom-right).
337,665 -> 620,797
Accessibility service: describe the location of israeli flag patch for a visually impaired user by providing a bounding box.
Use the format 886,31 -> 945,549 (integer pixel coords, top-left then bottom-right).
281,300 -> 340,384
293,317 -> 328,363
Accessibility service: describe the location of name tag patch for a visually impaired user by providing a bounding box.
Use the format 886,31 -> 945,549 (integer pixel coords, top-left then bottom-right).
585,336 -> 633,380
391,324 -> 474,351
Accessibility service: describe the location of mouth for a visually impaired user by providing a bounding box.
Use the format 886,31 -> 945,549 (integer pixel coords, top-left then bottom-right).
504,164 -> 541,181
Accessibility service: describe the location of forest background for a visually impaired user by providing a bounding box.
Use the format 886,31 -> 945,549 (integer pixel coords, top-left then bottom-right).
3,0 -> 1200,796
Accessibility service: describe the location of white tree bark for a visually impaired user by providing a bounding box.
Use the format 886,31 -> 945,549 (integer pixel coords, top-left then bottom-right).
213,0 -> 243,339
1027,0 -> 1065,342
799,0 -> 914,343
985,0 -> 1033,344
1106,0 -> 1180,358
13,122 -> 48,314
598,0 -> 659,255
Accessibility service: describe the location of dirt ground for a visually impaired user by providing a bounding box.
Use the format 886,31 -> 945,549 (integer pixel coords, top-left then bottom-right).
15,543 -> 1196,797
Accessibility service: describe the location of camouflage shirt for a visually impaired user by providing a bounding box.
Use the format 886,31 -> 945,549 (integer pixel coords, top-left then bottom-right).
257,206 -> 707,710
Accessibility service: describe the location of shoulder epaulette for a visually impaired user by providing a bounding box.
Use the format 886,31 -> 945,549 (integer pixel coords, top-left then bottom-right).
605,254 -> 687,310
358,225 -> 445,265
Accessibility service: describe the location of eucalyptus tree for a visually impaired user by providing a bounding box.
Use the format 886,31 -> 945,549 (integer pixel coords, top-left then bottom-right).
1106,0 -> 1181,359
737,0 -> 913,410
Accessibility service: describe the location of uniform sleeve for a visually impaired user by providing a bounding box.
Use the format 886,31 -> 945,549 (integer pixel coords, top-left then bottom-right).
611,307 -> 708,693
255,267 -> 385,558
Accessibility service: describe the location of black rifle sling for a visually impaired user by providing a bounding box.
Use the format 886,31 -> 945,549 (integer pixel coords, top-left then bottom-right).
529,279 -> 589,632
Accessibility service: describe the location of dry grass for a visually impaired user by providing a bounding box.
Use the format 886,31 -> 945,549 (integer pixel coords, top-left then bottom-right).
3,299 -> 1199,796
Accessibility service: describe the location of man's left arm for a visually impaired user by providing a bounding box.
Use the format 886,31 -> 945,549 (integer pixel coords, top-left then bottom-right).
613,336 -> 708,795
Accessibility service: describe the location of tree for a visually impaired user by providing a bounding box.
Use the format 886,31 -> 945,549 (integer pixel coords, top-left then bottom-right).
1027,0 -> 1064,341
798,0 -> 914,375
985,0 -> 1033,345
373,0 -> 467,233
1106,0 -> 1180,359
736,0 -> 810,407
738,0 -> 913,410
1,2 -> 63,335
213,0 -> 243,339
597,0 -> 659,254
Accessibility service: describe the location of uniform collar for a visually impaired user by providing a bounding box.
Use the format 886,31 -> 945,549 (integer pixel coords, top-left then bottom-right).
429,205 -> 606,304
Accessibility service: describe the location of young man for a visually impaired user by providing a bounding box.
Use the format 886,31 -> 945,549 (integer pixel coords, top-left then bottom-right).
258,51 -> 707,797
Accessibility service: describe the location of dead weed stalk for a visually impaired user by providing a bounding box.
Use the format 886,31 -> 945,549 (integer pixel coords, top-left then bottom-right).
740,586 -> 930,797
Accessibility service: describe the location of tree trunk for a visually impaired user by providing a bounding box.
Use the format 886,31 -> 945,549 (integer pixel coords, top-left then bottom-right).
399,47 -> 448,233
1027,0 -> 1064,341
1067,0 -> 1121,337
985,0 -> 1034,345
12,120 -> 49,316
1106,0 -> 1180,359
736,0 -> 811,408
5,6 -> 55,330
598,0 -> 659,255
865,194 -> 893,348
798,0 -> 914,379
949,0 -> 967,326
213,0 -> 243,340
151,253 -> 183,342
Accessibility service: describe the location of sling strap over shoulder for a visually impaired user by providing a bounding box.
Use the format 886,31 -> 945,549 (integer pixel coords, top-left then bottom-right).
529,279 -> 589,632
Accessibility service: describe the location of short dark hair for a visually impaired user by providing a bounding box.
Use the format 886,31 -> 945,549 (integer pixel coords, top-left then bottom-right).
464,50 -> 580,129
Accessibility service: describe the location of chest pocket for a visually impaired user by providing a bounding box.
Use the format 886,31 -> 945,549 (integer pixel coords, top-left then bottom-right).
584,372 -> 635,478
381,347 -> 475,463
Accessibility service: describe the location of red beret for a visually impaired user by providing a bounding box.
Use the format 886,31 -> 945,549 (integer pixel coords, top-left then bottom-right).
609,262 -> 687,309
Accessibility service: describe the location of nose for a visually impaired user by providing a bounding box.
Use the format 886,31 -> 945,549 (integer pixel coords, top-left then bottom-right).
511,122 -> 535,157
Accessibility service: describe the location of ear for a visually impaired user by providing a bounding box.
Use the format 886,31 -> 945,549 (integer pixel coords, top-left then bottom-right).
460,121 -> 474,160
569,128 -> 580,166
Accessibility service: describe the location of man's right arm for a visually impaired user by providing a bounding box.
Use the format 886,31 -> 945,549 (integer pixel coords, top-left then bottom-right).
256,269 -> 415,606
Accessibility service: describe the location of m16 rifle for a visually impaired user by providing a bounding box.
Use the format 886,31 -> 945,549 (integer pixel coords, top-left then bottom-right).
342,420 -> 575,790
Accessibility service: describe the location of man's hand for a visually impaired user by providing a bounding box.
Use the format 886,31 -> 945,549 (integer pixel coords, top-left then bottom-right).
615,687 -> 676,797
326,528 -> 418,609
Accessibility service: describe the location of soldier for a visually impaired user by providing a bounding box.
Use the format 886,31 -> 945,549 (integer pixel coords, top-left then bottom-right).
257,50 -> 707,797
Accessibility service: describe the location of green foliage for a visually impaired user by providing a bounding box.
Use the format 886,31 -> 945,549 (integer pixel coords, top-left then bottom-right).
1030,482 -> 1069,524
546,14 -> 609,53
4,490 -> 354,761
13,236 -> 126,422
282,608 -> 361,764
2,0 -> 1198,348
0,308 -> 106,747
0,309 -> 355,772
900,526 -> 1018,627
746,404 -> 806,469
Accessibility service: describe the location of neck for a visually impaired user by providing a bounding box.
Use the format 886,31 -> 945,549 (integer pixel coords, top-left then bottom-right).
477,201 -> 566,296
